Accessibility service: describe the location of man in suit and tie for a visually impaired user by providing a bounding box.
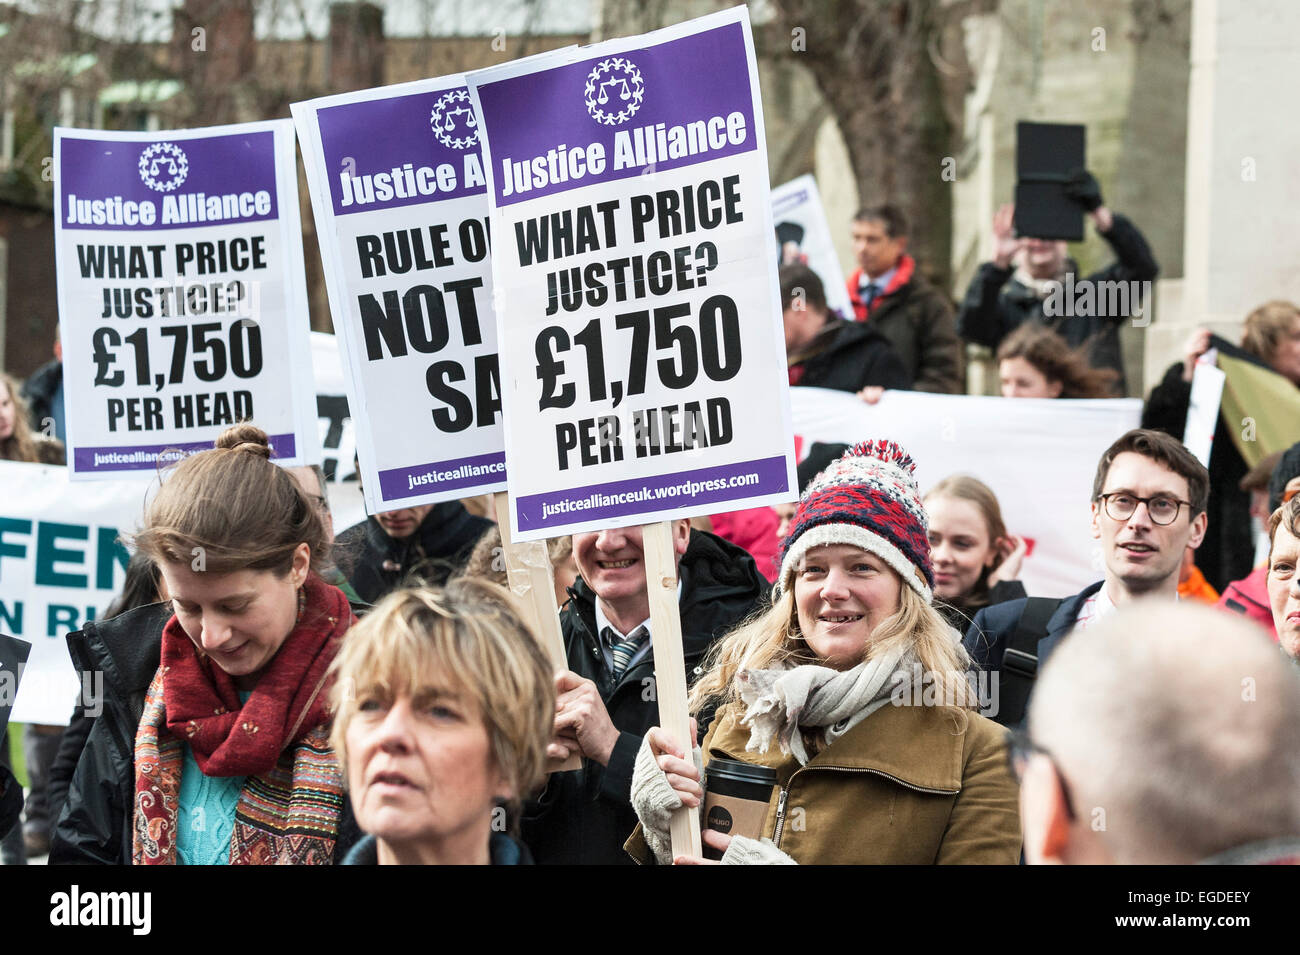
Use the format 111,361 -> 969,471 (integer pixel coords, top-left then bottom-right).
521,521 -> 767,864
965,428 -> 1209,727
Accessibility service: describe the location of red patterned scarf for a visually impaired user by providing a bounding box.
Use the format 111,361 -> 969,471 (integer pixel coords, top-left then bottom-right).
132,575 -> 354,864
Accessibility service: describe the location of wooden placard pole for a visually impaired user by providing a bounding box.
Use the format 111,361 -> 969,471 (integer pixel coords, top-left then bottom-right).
492,492 -> 582,773
640,519 -> 703,861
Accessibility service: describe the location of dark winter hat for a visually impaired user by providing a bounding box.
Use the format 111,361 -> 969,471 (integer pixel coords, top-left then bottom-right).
1269,441 -> 1300,513
775,439 -> 934,602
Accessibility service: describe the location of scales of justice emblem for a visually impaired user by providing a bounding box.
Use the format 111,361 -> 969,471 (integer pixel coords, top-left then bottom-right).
585,57 -> 645,126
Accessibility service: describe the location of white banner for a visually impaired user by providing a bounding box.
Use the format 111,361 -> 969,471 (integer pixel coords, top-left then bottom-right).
790,388 -> 1144,598
0,462 -> 143,724
2,334 -> 368,724
294,77 -> 509,515
771,173 -> 851,317
468,7 -> 798,540
54,121 -> 318,480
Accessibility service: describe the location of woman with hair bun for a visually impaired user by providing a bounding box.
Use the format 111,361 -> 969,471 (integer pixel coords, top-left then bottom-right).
52,424 -> 360,864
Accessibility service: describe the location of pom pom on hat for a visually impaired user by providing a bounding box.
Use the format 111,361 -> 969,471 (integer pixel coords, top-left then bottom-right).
776,439 -> 934,602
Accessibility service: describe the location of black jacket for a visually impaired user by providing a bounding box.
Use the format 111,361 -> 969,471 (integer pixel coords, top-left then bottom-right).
937,579 -> 1028,636
790,318 -> 912,393
956,213 -> 1158,389
49,602 -> 361,864
521,530 -> 768,865
47,705 -> 95,835
1142,361 -> 1252,592
334,501 -> 492,605
342,830 -> 532,865
20,358 -> 62,432
0,764 -> 20,844
962,581 -> 1102,727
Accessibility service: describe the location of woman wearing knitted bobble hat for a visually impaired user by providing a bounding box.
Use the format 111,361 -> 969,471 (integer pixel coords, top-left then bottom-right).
52,423 -> 362,864
626,440 -> 1021,865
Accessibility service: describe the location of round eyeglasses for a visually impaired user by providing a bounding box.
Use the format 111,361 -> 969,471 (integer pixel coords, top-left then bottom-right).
1096,492 -> 1191,526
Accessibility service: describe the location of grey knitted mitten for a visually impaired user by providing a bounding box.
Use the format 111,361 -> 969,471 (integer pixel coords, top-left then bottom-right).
720,834 -> 798,865
631,733 -> 704,865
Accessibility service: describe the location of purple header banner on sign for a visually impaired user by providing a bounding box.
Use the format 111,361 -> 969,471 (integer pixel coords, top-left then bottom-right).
60,130 -> 279,232
475,21 -> 757,207
316,87 -> 487,217
376,450 -> 506,502
514,454 -> 789,533
73,433 -> 296,472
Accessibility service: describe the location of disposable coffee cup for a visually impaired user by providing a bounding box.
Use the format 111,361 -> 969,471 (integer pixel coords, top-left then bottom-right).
702,758 -> 778,860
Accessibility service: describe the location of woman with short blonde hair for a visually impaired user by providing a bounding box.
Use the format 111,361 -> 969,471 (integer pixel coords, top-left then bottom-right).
329,579 -> 555,865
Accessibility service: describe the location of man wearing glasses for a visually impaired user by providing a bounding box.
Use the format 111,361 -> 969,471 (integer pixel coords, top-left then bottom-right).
964,429 -> 1209,726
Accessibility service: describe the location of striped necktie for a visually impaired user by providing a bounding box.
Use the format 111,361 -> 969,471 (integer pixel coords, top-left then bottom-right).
606,625 -> 648,679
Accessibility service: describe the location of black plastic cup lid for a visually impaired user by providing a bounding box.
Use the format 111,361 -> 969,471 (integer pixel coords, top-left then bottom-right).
705,757 -> 777,787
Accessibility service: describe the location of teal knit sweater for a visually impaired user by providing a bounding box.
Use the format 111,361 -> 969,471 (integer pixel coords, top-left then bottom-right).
176,691 -> 250,865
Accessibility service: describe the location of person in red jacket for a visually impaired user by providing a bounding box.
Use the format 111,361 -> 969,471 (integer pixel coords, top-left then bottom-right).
1219,442 -> 1300,636
846,205 -> 963,394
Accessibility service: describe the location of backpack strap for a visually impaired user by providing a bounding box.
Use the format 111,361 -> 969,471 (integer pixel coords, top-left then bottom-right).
998,597 -> 1066,727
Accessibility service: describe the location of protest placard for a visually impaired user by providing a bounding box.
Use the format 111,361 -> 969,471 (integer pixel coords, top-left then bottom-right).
0,461 -> 140,724
469,4 -> 794,861
467,6 -> 797,543
789,387 -> 1144,598
54,122 -> 318,480
293,77 -> 509,514
771,174 -> 852,318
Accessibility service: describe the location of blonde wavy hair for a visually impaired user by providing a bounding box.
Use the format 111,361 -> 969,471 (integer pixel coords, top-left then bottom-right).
688,572 -> 976,715
328,579 -> 555,811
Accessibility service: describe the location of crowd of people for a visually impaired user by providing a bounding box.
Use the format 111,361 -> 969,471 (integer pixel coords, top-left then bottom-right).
2,168 -> 1299,866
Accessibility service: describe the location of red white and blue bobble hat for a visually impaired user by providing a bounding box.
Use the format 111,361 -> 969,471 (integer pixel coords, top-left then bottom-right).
775,439 -> 935,603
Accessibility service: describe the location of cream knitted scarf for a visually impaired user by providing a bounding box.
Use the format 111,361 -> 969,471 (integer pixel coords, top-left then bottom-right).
737,644 -> 919,766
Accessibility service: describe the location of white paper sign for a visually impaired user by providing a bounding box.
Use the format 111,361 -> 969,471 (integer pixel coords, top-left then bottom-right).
771,173 -> 852,317
54,122 -> 318,479
1185,357 -> 1226,469
468,7 -> 798,541
294,77 -> 509,514
789,387 -> 1144,598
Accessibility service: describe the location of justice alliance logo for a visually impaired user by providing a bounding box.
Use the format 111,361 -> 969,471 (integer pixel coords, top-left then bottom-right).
429,89 -> 479,150
585,56 -> 644,126
138,142 -> 189,192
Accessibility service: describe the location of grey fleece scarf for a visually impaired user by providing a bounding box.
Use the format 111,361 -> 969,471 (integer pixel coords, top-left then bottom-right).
737,643 -> 919,766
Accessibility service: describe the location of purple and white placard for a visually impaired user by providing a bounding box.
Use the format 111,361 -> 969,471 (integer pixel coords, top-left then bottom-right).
467,7 -> 797,540
54,121 -> 317,479
294,75 -> 510,513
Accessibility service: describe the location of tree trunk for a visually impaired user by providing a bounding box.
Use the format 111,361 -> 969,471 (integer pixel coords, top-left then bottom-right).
766,0 -> 957,292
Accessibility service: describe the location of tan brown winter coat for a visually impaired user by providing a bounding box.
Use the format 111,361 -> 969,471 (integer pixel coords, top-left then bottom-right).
627,698 -> 1020,865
